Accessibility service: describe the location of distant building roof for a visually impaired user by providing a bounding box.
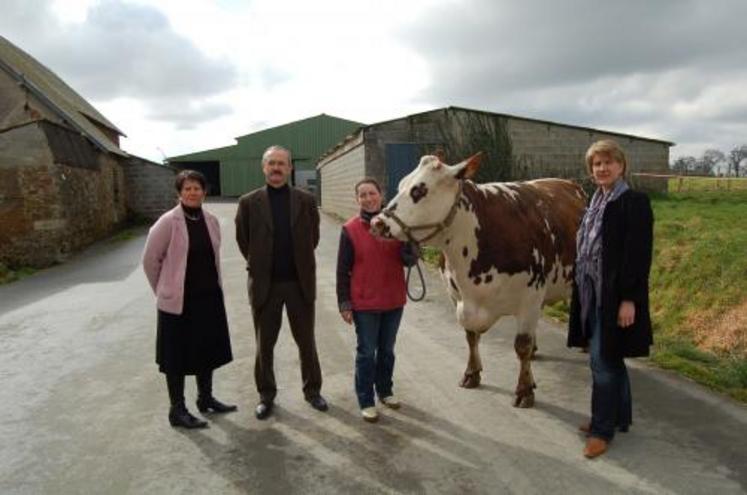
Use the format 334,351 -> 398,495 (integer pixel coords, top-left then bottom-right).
168,113 -> 364,163
0,35 -> 126,157
319,106 -> 673,162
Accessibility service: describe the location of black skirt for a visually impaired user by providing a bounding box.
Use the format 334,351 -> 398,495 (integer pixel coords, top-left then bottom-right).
156,288 -> 233,375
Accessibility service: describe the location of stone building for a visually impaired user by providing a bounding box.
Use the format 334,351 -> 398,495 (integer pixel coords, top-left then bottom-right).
317,106 -> 673,220
0,36 -> 174,268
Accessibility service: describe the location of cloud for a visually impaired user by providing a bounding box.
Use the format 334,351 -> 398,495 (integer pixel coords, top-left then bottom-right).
1,0 -> 237,126
399,0 -> 747,157
146,101 -> 234,130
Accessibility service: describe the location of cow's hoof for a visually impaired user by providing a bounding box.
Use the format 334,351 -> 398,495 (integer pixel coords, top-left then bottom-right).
459,372 -> 481,388
513,394 -> 535,408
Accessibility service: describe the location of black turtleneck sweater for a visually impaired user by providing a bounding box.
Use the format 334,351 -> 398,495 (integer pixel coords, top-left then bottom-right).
182,203 -> 219,297
267,184 -> 298,281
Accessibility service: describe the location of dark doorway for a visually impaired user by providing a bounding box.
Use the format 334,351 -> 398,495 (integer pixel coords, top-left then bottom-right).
385,143 -> 443,202
172,161 -> 221,196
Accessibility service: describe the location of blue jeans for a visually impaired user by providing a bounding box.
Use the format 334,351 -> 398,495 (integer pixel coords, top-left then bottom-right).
353,308 -> 403,409
589,306 -> 632,440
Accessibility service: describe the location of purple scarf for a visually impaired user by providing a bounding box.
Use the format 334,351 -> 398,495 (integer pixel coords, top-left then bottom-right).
575,179 -> 629,335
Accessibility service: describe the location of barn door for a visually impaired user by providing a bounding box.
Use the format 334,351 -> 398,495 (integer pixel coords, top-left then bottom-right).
385,143 -> 443,202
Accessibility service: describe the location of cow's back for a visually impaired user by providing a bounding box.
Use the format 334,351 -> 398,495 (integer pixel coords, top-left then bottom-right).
463,179 -> 585,300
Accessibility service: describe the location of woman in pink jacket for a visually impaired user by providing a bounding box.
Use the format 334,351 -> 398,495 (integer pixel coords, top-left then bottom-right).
142,170 -> 235,429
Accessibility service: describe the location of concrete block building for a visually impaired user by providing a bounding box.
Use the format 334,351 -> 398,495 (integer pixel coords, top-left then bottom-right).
317,107 -> 673,220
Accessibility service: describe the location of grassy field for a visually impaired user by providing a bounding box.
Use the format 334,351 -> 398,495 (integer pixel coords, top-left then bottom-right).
668,176 -> 747,192
648,190 -> 747,401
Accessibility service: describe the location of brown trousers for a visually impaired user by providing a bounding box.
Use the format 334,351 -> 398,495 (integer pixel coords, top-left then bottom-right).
252,281 -> 322,403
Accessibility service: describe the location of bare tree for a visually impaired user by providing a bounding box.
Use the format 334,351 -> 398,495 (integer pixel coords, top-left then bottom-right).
694,149 -> 726,176
671,156 -> 697,175
727,144 -> 747,177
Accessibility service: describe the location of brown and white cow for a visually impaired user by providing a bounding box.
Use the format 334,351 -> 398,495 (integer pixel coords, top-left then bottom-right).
371,153 -> 586,407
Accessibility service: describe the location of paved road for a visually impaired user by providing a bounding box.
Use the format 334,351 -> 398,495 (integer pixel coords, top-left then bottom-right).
1,200 -> 745,494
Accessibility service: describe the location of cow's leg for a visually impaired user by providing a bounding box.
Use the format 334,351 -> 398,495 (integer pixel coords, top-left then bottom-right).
460,330 -> 482,388
513,305 -> 540,408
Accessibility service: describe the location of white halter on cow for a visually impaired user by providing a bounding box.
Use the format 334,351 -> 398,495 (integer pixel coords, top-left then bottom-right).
371,153 -> 586,407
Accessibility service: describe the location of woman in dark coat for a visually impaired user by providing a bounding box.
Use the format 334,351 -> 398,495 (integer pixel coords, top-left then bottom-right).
568,139 -> 654,458
142,170 -> 236,429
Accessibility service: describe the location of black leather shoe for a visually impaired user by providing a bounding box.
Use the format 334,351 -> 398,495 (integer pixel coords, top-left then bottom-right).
255,402 -> 273,420
169,404 -> 208,429
307,395 -> 329,412
196,396 -> 238,414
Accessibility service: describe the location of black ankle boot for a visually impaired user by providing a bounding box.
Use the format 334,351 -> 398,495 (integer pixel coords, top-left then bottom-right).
196,396 -> 238,414
196,370 -> 237,413
169,402 -> 208,429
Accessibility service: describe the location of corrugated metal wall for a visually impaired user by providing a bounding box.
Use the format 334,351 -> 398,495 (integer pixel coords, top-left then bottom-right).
169,114 -> 363,197
223,114 -> 362,195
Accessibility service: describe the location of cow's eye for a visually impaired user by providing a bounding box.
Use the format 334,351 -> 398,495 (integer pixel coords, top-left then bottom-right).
410,182 -> 428,203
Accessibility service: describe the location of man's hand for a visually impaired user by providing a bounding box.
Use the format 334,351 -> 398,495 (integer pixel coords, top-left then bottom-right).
340,310 -> 353,325
618,300 -> 636,328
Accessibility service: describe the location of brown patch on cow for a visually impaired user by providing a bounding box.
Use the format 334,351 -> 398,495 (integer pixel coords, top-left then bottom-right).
474,276 -> 482,285
445,238 -> 451,245
410,182 -> 428,203
690,300 -> 747,354
462,246 -> 468,257
485,274 -> 493,283
463,180 -> 585,288
514,333 -> 534,359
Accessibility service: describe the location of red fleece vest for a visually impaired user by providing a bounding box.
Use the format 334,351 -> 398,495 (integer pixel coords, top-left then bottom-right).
345,216 -> 406,311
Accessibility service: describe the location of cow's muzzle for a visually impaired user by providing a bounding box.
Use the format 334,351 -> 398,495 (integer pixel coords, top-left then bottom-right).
369,216 -> 391,238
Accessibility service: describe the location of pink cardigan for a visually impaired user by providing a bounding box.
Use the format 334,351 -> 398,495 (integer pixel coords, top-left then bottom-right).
142,204 -> 223,315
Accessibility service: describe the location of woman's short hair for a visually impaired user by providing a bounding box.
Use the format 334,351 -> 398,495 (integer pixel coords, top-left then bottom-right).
585,139 -> 628,176
354,177 -> 382,195
175,169 -> 207,192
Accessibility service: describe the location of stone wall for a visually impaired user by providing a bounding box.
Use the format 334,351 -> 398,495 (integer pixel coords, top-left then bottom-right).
0,121 -> 127,268
123,156 -> 177,220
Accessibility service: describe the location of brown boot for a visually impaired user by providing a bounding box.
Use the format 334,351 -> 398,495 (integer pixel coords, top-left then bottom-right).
583,437 -> 608,459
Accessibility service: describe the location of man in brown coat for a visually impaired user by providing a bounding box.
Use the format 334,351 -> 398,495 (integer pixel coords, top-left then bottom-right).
235,145 -> 327,420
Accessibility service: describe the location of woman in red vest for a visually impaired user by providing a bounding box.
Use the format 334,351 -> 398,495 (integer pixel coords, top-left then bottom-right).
336,178 -> 417,422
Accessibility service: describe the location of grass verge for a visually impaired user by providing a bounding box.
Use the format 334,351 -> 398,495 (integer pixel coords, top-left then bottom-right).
648,190 -> 747,401
0,263 -> 38,285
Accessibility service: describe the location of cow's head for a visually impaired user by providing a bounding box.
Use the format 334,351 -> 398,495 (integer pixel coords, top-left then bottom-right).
371,152 -> 483,245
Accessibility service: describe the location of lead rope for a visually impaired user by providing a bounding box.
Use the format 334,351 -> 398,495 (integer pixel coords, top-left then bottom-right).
405,248 -> 427,302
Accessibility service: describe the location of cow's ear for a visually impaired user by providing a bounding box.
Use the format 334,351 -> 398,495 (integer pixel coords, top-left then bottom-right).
454,152 -> 484,180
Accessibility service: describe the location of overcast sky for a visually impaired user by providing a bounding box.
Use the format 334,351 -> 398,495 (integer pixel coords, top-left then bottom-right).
2,0 -> 746,163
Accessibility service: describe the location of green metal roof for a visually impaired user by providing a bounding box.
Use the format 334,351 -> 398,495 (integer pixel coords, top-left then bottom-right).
167,114 -> 364,195
167,144 -> 237,162
233,113 -> 363,160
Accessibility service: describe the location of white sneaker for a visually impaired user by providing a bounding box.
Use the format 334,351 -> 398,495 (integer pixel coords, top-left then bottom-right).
361,407 -> 379,422
380,395 -> 401,409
